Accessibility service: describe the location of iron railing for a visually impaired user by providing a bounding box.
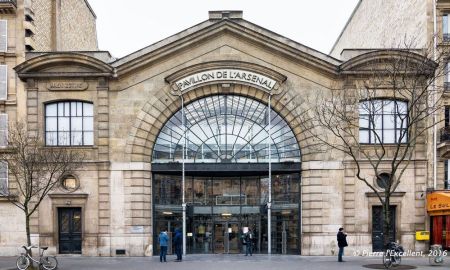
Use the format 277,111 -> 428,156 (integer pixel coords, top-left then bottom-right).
440,127 -> 450,142
444,33 -> 450,42
0,0 -> 16,4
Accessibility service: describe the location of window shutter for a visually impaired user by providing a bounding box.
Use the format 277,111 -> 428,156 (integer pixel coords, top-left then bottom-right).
0,20 -> 6,52
0,161 -> 7,195
0,65 -> 7,100
0,114 -> 7,147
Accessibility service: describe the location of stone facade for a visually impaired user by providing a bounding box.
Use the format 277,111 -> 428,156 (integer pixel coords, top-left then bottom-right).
32,0 -> 97,51
330,0 -> 430,59
1,10 -> 432,257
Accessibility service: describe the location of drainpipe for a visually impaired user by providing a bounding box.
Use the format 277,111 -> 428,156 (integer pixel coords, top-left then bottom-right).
433,0 -> 438,190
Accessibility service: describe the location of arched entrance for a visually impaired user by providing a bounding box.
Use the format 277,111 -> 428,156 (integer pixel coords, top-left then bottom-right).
151,94 -> 301,254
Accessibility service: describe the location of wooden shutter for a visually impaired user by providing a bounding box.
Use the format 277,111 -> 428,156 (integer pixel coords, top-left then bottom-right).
0,65 -> 7,100
0,114 -> 7,147
0,20 -> 7,52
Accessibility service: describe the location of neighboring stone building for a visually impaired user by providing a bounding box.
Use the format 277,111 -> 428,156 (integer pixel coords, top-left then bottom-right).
332,0 -> 450,252
0,1 -> 448,257
0,0 -> 97,255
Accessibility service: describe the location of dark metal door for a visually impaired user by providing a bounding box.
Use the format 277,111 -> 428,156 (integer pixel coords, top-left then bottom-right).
58,208 -> 82,254
372,206 -> 396,252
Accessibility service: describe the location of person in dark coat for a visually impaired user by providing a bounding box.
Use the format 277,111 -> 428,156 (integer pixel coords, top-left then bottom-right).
244,228 -> 254,256
174,228 -> 183,261
337,227 -> 348,262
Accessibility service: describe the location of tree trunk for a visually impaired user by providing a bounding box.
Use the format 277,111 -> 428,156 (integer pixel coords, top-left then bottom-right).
25,213 -> 32,257
383,197 -> 391,251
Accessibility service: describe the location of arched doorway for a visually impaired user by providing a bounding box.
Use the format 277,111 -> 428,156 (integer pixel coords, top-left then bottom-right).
151,95 -> 301,254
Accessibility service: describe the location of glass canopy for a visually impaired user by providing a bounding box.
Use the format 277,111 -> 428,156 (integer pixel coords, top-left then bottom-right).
152,95 -> 301,163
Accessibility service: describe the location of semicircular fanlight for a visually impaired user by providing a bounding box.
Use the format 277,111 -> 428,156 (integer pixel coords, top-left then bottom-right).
152,95 -> 300,163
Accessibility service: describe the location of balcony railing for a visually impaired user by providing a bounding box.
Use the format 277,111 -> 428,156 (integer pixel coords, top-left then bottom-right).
444,33 -> 450,42
440,127 -> 450,142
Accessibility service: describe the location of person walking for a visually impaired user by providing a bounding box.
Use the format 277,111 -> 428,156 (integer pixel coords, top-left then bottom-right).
337,227 -> 348,262
244,228 -> 254,256
159,228 -> 169,263
174,228 -> 183,261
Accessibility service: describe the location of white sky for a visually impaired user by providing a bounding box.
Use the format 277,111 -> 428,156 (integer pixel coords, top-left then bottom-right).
88,0 -> 360,59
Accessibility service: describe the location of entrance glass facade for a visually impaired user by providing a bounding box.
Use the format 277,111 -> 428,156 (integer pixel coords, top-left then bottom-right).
152,95 -> 302,254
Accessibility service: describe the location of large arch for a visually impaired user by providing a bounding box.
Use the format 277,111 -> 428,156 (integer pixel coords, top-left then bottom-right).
126,83 -> 314,164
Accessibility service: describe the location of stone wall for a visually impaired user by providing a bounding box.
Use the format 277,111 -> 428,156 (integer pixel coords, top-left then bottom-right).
330,0 -> 429,58
32,0 -> 98,51
59,0 -> 98,51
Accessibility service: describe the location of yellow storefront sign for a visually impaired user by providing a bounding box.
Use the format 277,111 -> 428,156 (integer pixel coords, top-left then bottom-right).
427,192 -> 450,216
415,231 -> 430,241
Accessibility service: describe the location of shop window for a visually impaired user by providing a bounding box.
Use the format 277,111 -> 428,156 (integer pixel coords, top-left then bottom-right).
45,101 -> 93,146
0,161 -> 7,195
359,99 -> 408,144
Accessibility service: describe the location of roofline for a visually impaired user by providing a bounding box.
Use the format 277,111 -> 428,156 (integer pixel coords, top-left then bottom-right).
83,0 -> 97,19
329,0 -> 362,55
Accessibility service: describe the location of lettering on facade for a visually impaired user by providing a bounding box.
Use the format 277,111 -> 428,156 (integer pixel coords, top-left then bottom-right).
174,69 -> 277,92
47,81 -> 88,91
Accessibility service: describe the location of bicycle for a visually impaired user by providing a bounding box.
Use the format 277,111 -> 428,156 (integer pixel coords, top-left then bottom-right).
382,242 -> 404,269
16,245 -> 58,270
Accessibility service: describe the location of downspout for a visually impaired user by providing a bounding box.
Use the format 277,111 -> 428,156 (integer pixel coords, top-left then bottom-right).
433,0 -> 438,190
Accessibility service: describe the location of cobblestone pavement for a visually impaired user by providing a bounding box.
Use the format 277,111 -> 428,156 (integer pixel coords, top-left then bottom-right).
0,254 -> 449,270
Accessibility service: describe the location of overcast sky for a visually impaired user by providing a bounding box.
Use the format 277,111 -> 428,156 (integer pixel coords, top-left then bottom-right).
88,0 -> 360,58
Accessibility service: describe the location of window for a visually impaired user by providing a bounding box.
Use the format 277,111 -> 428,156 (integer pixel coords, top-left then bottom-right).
0,161 -> 7,196
0,65 -> 7,100
152,95 -> 301,163
0,20 -> 7,52
444,14 -> 450,41
45,101 -> 94,146
0,114 -> 7,147
445,160 -> 450,190
376,173 -> 391,189
446,63 -> 450,91
359,100 -> 408,144
60,175 -> 79,192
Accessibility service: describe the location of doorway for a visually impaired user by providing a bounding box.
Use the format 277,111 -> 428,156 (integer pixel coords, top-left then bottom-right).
214,221 -> 240,254
372,205 -> 396,252
58,208 -> 82,254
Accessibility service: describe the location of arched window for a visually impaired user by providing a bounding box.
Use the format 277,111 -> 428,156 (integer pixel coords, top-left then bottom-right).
45,101 -> 94,146
152,95 -> 301,163
359,99 -> 408,144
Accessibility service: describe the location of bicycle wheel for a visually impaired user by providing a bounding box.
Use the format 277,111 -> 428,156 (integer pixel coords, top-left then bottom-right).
41,256 -> 57,270
382,252 -> 392,269
392,254 -> 401,267
16,255 -> 30,270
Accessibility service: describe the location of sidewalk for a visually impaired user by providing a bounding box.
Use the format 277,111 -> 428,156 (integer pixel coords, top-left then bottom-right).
0,254 -> 449,270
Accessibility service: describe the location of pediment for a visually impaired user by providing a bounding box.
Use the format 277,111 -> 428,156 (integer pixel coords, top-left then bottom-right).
15,53 -> 114,79
340,50 -> 436,75
111,18 -> 342,77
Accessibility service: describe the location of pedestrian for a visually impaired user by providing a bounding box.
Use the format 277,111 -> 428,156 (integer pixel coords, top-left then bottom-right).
174,228 -> 183,261
337,227 -> 348,262
159,228 -> 169,263
244,228 -> 254,256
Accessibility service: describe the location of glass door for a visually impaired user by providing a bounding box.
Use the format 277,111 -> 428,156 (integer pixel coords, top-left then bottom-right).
213,221 -> 240,253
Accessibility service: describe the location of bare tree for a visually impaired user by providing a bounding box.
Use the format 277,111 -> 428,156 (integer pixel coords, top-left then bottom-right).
0,122 -> 83,252
300,44 -> 448,251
